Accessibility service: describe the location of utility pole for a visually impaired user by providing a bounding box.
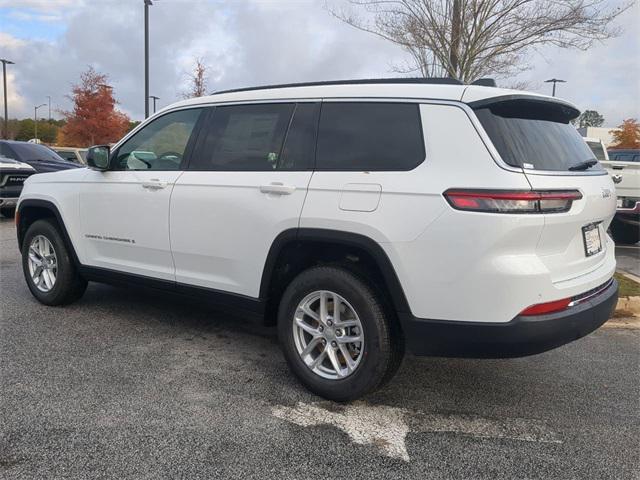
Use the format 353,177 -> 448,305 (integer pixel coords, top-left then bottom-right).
544,78 -> 566,97
46,95 -> 51,121
1,58 -> 15,139
150,95 -> 159,113
144,0 -> 153,118
34,103 -> 46,141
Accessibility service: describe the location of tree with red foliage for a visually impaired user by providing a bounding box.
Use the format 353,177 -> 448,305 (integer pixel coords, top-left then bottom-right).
610,119 -> 640,149
60,67 -> 130,147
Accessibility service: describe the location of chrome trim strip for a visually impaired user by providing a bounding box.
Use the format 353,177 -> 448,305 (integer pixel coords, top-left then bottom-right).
568,278 -> 615,307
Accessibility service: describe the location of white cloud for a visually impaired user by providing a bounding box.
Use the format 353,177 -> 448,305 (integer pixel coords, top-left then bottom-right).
1,0 -> 638,126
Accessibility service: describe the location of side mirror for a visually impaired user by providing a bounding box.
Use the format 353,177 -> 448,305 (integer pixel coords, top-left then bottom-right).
86,145 -> 110,170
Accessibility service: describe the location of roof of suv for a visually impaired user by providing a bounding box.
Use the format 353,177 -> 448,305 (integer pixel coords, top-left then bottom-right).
167,78 -> 563,112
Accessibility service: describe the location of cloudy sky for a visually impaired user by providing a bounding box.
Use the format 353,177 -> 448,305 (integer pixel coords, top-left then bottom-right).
1,0 -> 638,127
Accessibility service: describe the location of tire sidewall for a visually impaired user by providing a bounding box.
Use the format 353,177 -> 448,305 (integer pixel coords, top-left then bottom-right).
278,267 -> 391,401
22,219 -> 75,305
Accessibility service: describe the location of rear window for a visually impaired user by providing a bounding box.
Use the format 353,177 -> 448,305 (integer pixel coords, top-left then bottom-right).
608,151 -> 639,162
586,141 -> 607,161
474,100 -> 602,172
316,102 -> 425,171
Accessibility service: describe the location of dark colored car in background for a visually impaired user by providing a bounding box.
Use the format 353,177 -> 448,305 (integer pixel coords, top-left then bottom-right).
0,140 -> 82,173
0,156 -> 36,218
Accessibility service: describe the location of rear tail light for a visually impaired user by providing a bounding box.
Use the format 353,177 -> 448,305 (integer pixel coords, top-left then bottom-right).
443,189 -> 582,213
519,298 -> 571,316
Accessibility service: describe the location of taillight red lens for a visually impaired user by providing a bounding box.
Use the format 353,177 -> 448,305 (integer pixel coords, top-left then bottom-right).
520,298 -> 572,316
443,189 -> 582,213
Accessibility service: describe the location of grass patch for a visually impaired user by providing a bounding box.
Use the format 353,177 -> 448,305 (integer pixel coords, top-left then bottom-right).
614,272 -> 640,297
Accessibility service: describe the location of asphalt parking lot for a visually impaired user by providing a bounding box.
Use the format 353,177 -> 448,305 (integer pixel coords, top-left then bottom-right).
1,217 -> 638,479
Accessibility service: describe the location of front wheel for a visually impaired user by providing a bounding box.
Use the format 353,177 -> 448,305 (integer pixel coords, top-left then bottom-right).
21,219 -> 87,305
278,266 -> 403,401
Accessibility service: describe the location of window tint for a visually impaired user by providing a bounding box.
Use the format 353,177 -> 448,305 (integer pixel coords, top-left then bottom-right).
316,102 -> 425,171
112,108 -> 203,171
278,103 -> 320,170
191,103 -> 294,171
10,143 -> 66,162
474,100 -> 603,172
0,143 -> 16,160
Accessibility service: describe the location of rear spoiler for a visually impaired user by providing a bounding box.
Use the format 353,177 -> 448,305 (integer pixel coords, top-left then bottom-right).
467,95 -> 580,123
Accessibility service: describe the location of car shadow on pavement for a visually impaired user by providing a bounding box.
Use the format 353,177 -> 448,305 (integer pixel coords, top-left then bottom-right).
73,280 -> 627,419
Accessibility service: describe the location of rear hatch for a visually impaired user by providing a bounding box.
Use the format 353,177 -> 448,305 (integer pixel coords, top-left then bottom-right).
472,97 -> 617,283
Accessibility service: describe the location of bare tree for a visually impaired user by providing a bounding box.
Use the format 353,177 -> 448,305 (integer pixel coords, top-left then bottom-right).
330,0 -> 631,82
182,58 -> 208,99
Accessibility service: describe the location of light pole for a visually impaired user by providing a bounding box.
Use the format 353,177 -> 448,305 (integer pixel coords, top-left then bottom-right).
1,58 -> 15,139
46,95 -> 51,121
144,0 -> 153,118
545,78 -> 566,97
34,103 -> 46,141
150,95 -> 159,113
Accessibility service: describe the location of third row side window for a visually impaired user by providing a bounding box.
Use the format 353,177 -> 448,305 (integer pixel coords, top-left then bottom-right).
316,102 -> 425,171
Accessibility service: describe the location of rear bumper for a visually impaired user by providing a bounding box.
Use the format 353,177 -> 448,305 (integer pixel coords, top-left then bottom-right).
399,278 -> 618,358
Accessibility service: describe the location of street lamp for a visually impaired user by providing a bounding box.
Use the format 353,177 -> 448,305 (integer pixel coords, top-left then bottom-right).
1,58 -> 15,139
144,0 -> 154,118
34,103 -> 46,141
149,95 -> 159,113
544,78 -> 566,97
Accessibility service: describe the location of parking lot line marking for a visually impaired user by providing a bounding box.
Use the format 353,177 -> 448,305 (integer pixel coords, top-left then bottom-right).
272,401 -> 562,462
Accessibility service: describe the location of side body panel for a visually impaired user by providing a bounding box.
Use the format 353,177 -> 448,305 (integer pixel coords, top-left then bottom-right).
78,169 -> 183,280
170,170 -> 312,296
302,102 -> 549,323
18,168 -> 89,258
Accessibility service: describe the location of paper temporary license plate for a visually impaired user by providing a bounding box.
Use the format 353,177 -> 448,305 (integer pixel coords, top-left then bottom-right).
582,223 -> 602,257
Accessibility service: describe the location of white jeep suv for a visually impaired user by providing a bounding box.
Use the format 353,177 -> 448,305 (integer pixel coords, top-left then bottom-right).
16,79 -> 618,401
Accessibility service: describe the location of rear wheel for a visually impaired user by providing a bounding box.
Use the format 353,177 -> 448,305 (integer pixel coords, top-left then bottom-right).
611,219 -> 640,245
22,219 -> 87,305
0,207 -> 15,218
278,266 -> 403,401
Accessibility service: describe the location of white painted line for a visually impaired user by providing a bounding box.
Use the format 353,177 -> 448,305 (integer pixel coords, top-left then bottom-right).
272,401 -> 561,462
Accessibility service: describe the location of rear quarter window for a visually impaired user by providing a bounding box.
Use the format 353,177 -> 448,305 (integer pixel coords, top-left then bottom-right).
316,102 -> 425,171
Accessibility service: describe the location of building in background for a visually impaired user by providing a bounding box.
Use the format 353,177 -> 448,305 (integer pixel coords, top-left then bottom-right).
577,127 -> 621,147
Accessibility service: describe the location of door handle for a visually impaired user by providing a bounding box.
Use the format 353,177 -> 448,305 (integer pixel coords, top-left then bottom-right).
260,183 -> 296,195
141,181 -> 168,190
612,165 -> 625,170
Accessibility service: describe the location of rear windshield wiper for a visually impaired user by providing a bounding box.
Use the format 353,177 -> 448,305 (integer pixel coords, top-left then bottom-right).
568,159 -> 598,171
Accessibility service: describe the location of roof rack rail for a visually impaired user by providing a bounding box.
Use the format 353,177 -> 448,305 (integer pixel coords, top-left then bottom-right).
212,77 -> 463,95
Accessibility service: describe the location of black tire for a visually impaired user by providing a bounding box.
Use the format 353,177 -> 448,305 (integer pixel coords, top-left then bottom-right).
611,220 -> 640,245
1,207 -> 16,218
21,219 -> 87,306
278,266 -> 403,401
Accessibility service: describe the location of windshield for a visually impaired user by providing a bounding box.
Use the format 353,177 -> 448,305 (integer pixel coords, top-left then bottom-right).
474,100 -> 602,172
586,141 -> 607,161
11,143 -> 68,162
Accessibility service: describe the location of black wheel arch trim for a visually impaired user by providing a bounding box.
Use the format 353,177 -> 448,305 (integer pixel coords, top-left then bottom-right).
259,228 -> 411,314
17,199 -> 81,266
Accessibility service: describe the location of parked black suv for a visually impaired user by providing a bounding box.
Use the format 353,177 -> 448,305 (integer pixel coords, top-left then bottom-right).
0,141 -> 82,173
0,156 -> 35,218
